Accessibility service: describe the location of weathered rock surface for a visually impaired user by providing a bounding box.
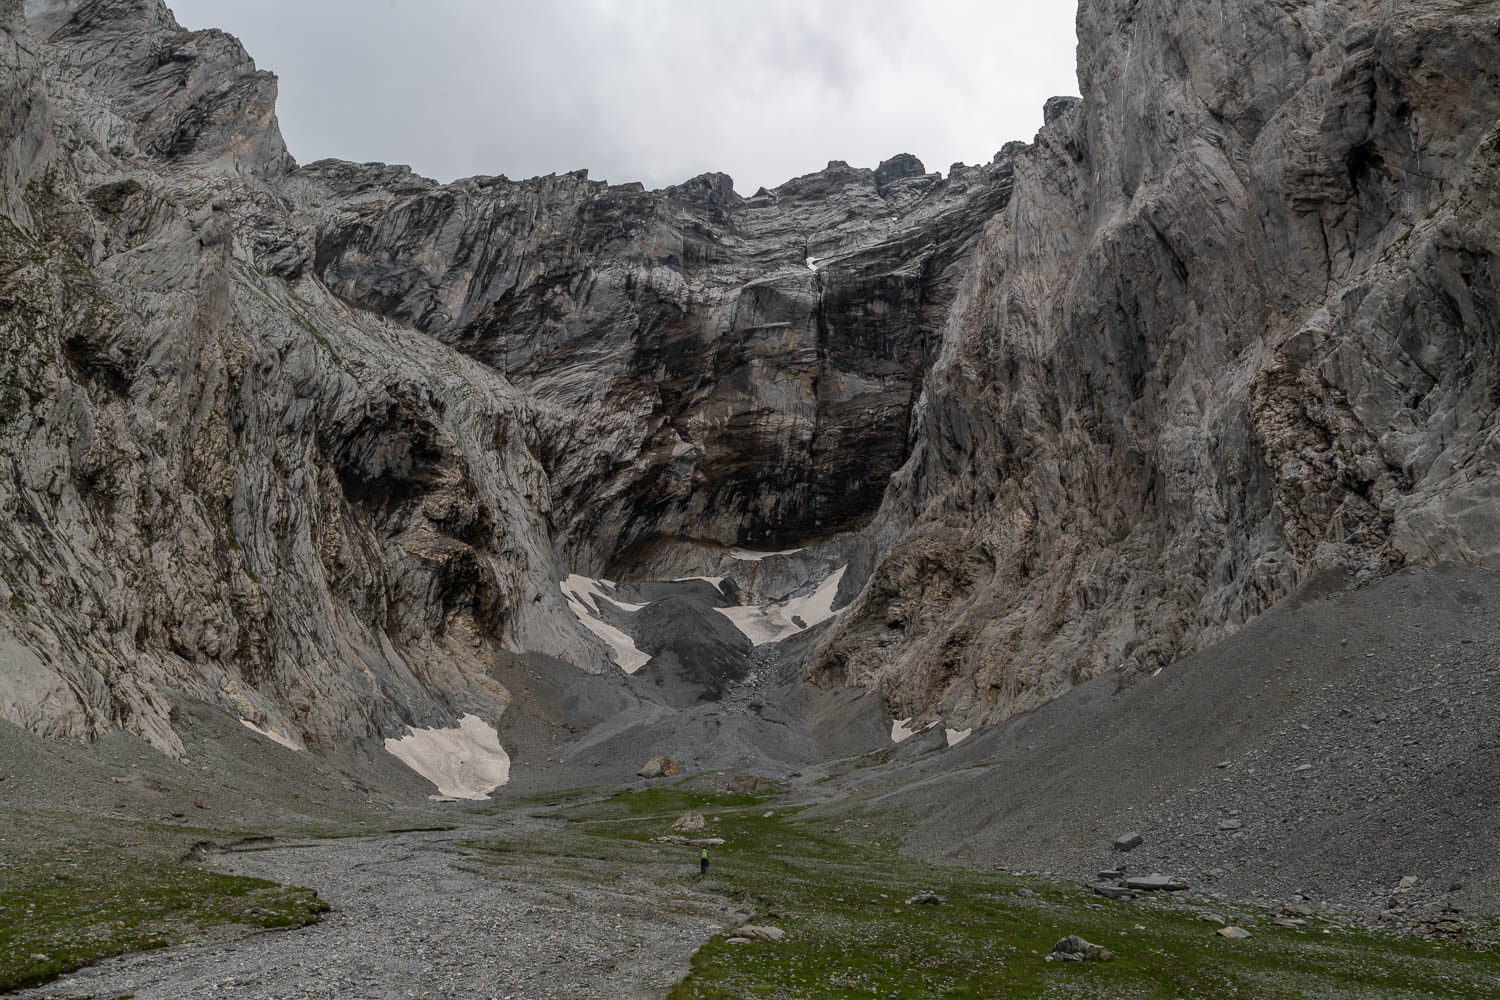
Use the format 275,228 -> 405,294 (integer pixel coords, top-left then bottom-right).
0,0 -> 597,752
812,0 -> 1500,729
303,147 -> 1014,575
671,810 -> 706,832
5,0 -> 1500,771
637,755 -> 678,778
0,0 -> 1012,753
1048,935 -> 1114,962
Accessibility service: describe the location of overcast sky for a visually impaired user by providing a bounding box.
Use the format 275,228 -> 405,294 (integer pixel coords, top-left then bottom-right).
169,1 -> 1079,194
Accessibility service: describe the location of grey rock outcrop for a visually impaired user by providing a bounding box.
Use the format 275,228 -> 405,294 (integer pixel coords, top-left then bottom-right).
812,0 -> 1500,729
4,0 -> 1500,766
0,0 -> 596,752
302,146 -> 1014,573
0,0 -> 1013,754
637,755 -> 678,778
1049,935 -> 1113,962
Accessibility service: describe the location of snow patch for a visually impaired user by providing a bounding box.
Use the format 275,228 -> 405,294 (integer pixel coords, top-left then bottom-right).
239,719 -> 300,752
560,574 -> 650,673
805,256 -> 820,272
945,727 -> 973,747
716,566 -> 845,646
729,546 -> 804,562
891,717 -> 915,743
384,714 -> 510,800
561,574 -> 646,613
673,576 -> 727,591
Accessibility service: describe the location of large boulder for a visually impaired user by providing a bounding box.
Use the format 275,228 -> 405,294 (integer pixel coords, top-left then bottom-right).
637,756 -> 678,779
671,810 -> 706,832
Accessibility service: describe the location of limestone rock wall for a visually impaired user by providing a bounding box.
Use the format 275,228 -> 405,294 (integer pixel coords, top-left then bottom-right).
302,151 -> 1014,573
6,0 -> 1498,757
0,0 -> 1014,752
0,0 -> 598,753
812,0 -> 1500,727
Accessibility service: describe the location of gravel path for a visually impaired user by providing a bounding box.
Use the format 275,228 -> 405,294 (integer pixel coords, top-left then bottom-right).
17,823 -> 741,1000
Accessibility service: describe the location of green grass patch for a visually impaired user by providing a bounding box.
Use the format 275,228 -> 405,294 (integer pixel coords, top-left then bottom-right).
0,845 -> 327,991
514,787 -> 1500,999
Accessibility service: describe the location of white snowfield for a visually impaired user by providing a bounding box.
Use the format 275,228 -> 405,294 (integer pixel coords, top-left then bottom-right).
945,727 -> 973,746
716,566 -> 846,646
890,717 -> 947,744
562,574 -> 646,613
383,714 -> 511,800
729,546 -> 804,561
239,719 -> 300,752
560,574 -> 651,673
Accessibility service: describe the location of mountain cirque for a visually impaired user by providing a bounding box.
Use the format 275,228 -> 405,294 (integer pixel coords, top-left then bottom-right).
1,0 -> 1499,773
0,0 -> 1009,755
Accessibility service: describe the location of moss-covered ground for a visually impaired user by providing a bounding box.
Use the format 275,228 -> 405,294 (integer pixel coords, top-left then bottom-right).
0,810 -> 330,992
476,780 -> 1500,1000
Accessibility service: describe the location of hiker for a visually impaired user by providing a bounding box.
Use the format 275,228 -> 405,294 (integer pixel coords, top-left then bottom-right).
699,846 -> 710,875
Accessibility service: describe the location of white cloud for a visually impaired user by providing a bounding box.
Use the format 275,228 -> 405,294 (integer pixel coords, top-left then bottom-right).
166,0 -> 1079,192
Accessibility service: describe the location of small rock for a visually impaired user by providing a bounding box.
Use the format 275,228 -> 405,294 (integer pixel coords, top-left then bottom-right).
1125,874 -> 1188,892
1283,903 -> 1313,917
905,892 -> 947,905
1218,819 -> 1242,830
1097,869 -> 1123,880
724,774 -> 765,795
1215,760 -> 1232,769
1112,832 -> 1144,852
1049,935 -> 1114,962
1093,884 -> 1139,900
725,937 -> 751,945
1217,926 -> 1252,939
1197,912 -> 1226,924
734,925 -> 785,942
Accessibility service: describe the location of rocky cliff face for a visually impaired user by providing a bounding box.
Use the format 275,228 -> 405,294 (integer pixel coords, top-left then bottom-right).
812,0 -> 1500,727
0,0 -> 593,753
301,146 -> 1012,573
5,0 -> 1498,762
0,0 -> 1013,754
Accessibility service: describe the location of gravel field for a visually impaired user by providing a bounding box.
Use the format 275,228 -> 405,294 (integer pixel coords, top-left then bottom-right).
12,821 -> 740,1000
8,565 -> 1500,997
878,564 -> 1500,915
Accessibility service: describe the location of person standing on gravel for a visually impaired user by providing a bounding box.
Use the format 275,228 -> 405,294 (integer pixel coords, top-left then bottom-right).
699,847 -> 710,875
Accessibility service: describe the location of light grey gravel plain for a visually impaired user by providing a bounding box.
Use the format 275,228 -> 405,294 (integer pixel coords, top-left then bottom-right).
15,821 -> 742,1000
